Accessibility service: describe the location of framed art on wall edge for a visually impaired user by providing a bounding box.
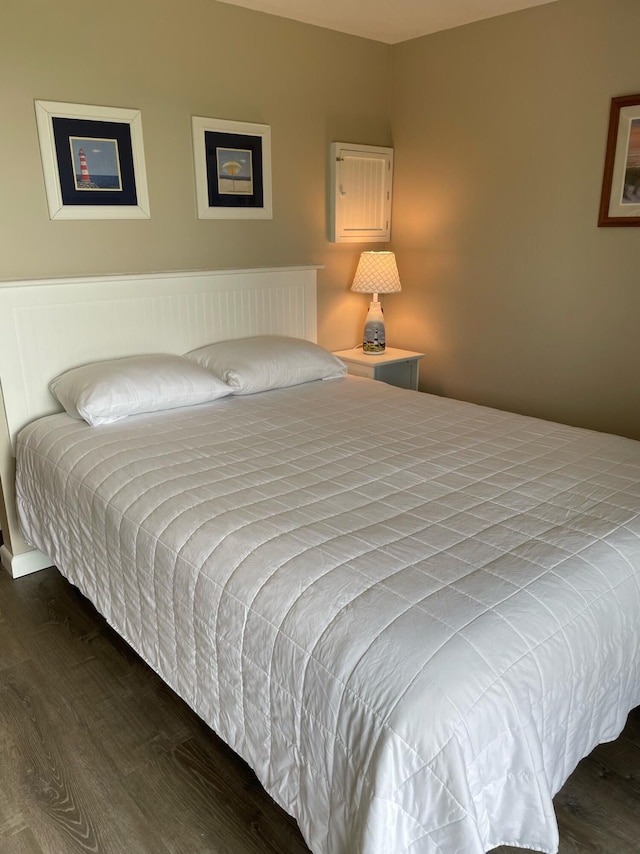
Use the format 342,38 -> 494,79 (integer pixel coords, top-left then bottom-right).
598,93 -> 640,227
35,100 -> 150,220
192,116 -> 272,219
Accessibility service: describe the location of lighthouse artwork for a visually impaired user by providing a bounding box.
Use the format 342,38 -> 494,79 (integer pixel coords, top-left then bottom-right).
70,137 -> 122,191
75,148 -> 98,189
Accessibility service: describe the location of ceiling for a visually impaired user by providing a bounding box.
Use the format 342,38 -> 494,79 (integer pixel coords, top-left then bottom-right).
215,0 -> 558,44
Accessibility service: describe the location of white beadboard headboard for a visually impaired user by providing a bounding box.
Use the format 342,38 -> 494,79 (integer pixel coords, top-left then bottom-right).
0,265 -> 319,577
0,266 -> 319,445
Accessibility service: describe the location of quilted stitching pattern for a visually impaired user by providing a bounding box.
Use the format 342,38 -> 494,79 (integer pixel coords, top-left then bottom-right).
16,377 -> 640,854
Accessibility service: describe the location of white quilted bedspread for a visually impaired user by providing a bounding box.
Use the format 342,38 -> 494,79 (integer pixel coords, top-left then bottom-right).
16,377 -> 640,854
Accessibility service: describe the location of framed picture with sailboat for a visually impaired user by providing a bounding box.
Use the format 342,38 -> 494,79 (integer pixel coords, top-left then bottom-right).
192,116 -> 272,219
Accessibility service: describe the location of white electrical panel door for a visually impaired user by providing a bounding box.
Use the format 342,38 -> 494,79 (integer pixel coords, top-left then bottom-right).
330,143 -> 393,243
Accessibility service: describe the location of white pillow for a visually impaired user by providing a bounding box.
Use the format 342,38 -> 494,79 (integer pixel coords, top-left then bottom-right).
186,335 -> 347,395
50,353 -> 232,426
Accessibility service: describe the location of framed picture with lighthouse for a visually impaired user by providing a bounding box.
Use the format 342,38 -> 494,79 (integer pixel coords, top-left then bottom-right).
34,100 -> 150,220
191,116 -> 272,219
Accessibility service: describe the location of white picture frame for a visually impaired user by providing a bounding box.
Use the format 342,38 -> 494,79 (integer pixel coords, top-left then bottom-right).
34,100 -> 150,220
192,116 -> 272,219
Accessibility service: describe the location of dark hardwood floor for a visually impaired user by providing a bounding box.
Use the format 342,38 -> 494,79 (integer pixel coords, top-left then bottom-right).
1,566 -> 638,854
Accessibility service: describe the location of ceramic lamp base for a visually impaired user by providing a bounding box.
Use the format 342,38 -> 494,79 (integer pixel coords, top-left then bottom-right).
362,300 -> 385,353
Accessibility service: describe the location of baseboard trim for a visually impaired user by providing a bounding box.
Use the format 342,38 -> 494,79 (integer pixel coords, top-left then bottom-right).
1,545 -> 54,578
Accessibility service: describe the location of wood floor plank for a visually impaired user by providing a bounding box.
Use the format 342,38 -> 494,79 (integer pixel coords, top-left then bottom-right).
20,626 -> 194,780
0,827 -> 45,854
0,594 -> 30,674
122,734 -> 310,854
0,657 -> 178,854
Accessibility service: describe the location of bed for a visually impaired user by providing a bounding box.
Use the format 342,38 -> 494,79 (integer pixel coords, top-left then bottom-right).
1,268 -> 639,854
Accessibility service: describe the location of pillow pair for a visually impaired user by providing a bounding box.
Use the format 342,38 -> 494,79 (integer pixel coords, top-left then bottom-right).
50,337 -> 346,426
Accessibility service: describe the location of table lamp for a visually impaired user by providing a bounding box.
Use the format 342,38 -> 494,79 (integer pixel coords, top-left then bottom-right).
350,251 -> 402,354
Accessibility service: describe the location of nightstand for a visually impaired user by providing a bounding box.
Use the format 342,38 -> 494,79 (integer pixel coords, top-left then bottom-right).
333,347 -> 425,391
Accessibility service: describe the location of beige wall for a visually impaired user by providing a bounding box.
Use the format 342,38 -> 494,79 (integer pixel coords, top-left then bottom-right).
1,0 -> 391,348
390,0 -> 640,439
